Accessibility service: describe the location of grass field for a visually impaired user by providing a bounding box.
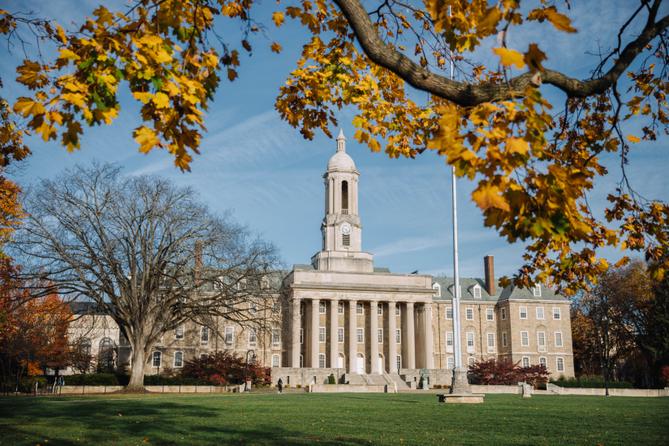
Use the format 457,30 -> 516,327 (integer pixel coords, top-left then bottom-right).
1,392 -> 667,445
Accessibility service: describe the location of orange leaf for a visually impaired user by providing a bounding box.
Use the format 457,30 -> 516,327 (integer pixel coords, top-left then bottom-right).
472,184 -> 511,212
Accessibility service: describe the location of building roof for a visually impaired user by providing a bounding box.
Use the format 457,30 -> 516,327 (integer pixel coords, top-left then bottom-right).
431,276 -> 567,303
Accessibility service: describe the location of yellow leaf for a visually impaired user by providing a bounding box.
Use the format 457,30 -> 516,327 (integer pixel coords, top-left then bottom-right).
544,8 -> 577,33
478,7 -> 501,35
58,48 -> 80,61
270,42 -> 282,54
152,92 -> 170,108
272,11 -> 285,27
493,48 -> 526,69
134,126 -> 160,153
133,91 -> 152,104
13,97 -> 46,117
626,135 -> 641,143
472,184 -> 511,212
507,137 -> 529,155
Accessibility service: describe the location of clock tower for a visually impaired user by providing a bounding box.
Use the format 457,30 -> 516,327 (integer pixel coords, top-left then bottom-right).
311,130 -> 374,272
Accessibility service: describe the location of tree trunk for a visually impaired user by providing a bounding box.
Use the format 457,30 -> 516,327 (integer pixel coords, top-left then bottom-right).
126,344 -> 146,392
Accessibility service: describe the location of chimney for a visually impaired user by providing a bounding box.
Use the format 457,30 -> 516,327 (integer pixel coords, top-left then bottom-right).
484,255 -> 495,296
194,241 -> 203,286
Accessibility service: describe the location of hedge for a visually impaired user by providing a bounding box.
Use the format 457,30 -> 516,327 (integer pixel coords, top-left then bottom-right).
551,376 -> 633,388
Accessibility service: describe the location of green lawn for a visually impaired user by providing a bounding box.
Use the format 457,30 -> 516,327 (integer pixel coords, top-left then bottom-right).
0,393 -> 667,445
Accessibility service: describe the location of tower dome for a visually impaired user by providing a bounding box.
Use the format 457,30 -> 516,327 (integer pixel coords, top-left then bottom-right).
327,129 -> 356,172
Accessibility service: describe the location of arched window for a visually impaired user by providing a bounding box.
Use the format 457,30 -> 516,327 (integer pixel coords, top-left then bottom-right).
98,337 -> 115,372
341,180 -> 349,213
80,338 -> 92,356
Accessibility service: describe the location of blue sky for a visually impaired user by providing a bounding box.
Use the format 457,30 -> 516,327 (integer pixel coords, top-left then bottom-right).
2,0 -> 667,279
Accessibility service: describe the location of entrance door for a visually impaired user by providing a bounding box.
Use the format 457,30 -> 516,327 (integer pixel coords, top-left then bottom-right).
356,354 -> 365,374
377,355 -> 384,373
337,354 -> 345,369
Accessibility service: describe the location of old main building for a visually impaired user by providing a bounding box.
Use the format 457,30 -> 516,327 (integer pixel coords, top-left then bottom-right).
70,131 -> 575,387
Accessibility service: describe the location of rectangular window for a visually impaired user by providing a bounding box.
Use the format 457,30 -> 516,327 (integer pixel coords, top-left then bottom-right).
342,234 -> 350,246
299,303 -> 304,316
555,331 -> 563,347
356,303 -> 363,314
175,325 -> 184,340
446,306 -> 453,320
553,307 -> 561,320
519,306 -> 528,319
446,332 -> 454,353
378,328 -> 383,344
225,326 -> 234,345
487,333 -> 495,352
319,301 -> 326,314
536,306 -> 545,320
377,304 -> 383,315
466,331 -> 475,353
522,357 -> 530,368
447,356 -> 454,369
395,329 -> 401,344
537,331 -> 546,352
272,328 -> 280,346
357,328 -> 364,343
486,308 -> 494,321
395,305 -> 400,316
249,329 -> 257,347
152,351 -> 161,367
338,327 -> 344,343
201,326 -> 209,345
466,307 -> 474,320
318,353 -> 326,368
521,331 -> 529,347
473,286 -> 482,299
299,328 -> 304,344
539,357 -> 547,367
338,301 -> 344,314
272,355 -> 280,367
557,357 -> 565,372
501,308 -> 507,320
502,331 -> 508,347
319,326 -> 326,343
396,355 -> 402,372
174,351 -> 183,368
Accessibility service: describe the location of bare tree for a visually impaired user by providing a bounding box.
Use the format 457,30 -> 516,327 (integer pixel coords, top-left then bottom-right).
13,163 -> 280,391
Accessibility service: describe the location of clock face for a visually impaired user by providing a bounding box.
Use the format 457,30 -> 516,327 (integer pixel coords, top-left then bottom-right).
340,223 -> 351,235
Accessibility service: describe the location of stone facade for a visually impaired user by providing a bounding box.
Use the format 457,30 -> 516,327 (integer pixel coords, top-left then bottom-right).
66,131 -> 574,384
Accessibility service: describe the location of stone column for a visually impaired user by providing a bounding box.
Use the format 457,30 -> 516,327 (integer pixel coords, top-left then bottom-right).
311,298 -> 320,368
329,299 -> 339,368
387,301 -> 397,373
291,298 -> 301,367
406,302 -> 416,369
348,299 -> 357,373
424,303 -> 435,369
370,301 -> 379,373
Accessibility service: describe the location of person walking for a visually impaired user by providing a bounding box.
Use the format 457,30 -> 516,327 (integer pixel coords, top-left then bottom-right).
277,378 -> 283,394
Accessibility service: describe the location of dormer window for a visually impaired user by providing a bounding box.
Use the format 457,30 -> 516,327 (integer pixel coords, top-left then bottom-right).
432,283 -> 441,297
533,284 -> 542,297
472,284 -> 482,299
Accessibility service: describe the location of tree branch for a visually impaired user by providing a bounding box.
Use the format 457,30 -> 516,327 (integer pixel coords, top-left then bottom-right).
333,0 -> 669,105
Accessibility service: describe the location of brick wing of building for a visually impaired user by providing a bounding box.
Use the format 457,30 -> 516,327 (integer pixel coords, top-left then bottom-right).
67,130 -> 574,388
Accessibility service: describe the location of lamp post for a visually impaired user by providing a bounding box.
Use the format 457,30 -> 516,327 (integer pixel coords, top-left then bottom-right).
603,312 -> 610,397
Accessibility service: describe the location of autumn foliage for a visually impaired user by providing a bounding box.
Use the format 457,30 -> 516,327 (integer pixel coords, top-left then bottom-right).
179,351 -> 271,386
0,1 -> 666,294
467,358 -> 550,388
0,262 -> 71,387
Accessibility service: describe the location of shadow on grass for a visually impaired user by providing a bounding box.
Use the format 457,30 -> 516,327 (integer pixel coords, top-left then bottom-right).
0,396 -> 371,446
